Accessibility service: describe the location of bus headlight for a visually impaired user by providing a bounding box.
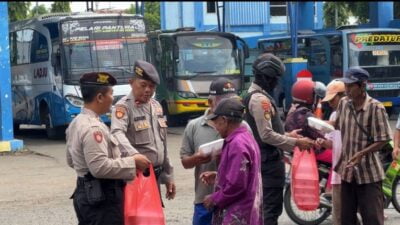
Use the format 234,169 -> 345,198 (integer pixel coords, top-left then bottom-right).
178,91 -> 198,99
66,95 -> 84,107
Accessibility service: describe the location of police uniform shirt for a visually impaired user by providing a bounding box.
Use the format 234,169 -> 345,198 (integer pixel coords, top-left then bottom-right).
66,108 -> 136,179
247,83 -> 296,151
110,92 -> 174,184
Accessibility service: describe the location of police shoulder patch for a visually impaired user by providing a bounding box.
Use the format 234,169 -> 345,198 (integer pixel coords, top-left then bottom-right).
261,99 -> 272,113
115,106 -> 126,119
264,111 -> 271,120
93,131 -> 103,143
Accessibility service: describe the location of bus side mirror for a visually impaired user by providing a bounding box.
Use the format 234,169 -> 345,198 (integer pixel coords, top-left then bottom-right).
237,37 -> 249,59
51,52 -> 60,67
173,46 -> 179,59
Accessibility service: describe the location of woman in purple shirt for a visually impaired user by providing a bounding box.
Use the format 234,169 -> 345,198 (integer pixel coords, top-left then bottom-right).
200,98 -> 263,225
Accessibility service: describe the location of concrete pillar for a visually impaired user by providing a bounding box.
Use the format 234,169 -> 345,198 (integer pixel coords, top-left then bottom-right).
298,2 -> 315,30
369,2 -> 393,28
0,2 -> 23,152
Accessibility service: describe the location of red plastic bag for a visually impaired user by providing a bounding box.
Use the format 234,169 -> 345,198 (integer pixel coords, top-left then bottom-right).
124,165 -> 165,225
291,147 -> 320,211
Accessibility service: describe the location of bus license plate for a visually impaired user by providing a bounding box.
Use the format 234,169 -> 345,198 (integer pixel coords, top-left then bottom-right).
383,102 -> 392,107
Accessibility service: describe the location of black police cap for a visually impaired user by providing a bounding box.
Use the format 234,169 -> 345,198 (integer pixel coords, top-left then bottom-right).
206,97 -> 245,120
134,60 -> 160,85
79,72 -> 117,86
209,77 -> 237,95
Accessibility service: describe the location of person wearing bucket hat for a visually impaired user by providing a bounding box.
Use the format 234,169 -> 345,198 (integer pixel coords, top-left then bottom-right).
333,67 -> 392,225
66,72 -> 150,225
180,77 -> 250,225
243,53 -> 314,225
201,98 -> 263,225
110,60 -> 176,204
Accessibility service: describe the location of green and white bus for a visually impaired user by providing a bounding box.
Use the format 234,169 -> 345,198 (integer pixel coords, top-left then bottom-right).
146,27 -> 249,123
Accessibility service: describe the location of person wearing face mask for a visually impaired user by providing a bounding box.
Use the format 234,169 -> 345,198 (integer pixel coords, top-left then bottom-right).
110,60 -> 176,204
243,53 -> 314,225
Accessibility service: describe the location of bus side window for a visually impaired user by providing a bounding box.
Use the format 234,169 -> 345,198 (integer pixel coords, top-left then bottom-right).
161,39 -> 174,80
16,29 -> 33,65
31,31 -> 49,63
328,35 -> 343,78
304,37 -> 327,66
273,40 -> 292,61
9,32 -> 17,66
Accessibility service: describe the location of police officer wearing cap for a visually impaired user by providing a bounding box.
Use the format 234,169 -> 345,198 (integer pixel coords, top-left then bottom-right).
243,53 -> 314,225
66,72 -> 150,225
110,60 -> 176,201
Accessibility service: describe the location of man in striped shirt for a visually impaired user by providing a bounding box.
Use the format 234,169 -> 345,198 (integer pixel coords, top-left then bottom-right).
334,67 -> 392,225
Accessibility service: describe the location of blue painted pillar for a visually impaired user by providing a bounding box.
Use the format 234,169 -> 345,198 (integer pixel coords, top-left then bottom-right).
315,2 -> 324,29
369,2 -> 393,28
298,2 -> 315,30
288,2 -> 299,57
194,2 -> 203,30
160,2 -> 165,30
0,2 -> 23,152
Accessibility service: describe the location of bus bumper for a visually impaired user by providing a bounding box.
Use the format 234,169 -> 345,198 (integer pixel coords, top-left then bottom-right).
374,97 -> 400,108
168,99 -> 209,115
64,105 -> 112,124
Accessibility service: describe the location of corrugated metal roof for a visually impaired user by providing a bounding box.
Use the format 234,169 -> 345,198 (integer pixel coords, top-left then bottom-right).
228,2 -> 268,25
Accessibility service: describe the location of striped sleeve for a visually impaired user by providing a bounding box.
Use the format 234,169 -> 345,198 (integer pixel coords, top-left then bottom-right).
371,104 -> 392,142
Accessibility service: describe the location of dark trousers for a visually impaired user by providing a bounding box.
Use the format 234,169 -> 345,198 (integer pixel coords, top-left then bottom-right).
263,187 -> 284,225
262,160 -> 285,225
341,180 -> 384,225
72,180 -> 124,225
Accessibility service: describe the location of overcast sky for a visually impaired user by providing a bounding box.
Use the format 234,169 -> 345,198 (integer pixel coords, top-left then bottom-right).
31,2 -> 137,12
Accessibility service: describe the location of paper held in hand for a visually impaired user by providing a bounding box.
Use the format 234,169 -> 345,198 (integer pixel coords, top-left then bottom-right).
307,117 -> 335,134
199,139 -> 224,157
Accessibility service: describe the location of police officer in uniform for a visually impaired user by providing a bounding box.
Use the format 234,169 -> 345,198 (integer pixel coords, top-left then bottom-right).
111,60 -> 176,201
66,72 -> 150,225
243,53 -> 314,225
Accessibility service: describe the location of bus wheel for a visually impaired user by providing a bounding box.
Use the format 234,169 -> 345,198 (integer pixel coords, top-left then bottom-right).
161,101 -> 180,127
42,109 -> 64,140
385,107 -> 393,118
13,123 -> 20,135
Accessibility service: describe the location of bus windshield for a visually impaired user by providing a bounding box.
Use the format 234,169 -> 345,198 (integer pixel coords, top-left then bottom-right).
348,32 -> 400,67
176,35 -> 240,77
61,17 -> 147,84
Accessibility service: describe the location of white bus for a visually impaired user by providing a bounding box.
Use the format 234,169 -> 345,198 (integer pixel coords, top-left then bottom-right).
9,12 -> 147,138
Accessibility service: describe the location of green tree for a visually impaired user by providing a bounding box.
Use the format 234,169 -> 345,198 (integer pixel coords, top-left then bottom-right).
30,4 -> 49,18
348,2 -> 369,24
125,4 -> 136,14
323,2 -> 351,28
144,2 -> 160,31
8,2 -> 31,22
51,1 -> 71,13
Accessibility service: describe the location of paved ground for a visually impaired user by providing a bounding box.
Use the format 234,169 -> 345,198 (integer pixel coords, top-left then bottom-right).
0,119 -> 400,225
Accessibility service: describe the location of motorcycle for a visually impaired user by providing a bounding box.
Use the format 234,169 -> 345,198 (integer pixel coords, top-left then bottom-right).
282,149 -> 400,225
